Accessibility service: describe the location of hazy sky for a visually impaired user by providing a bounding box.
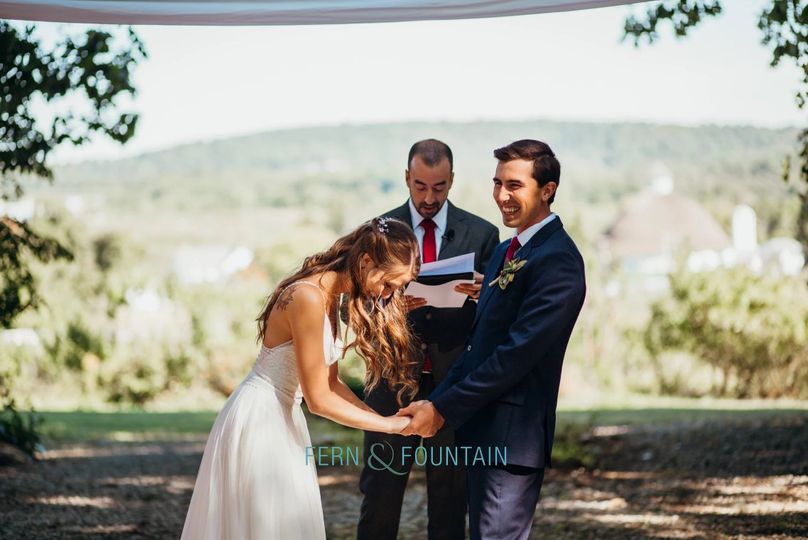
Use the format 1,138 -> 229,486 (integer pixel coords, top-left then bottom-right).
36,0 -> 803,164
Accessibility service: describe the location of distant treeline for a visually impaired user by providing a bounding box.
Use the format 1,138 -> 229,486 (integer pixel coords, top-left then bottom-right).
38,120 -> 799,240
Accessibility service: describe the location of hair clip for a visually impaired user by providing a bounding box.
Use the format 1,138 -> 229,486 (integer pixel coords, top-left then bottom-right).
376,217 -> 392,234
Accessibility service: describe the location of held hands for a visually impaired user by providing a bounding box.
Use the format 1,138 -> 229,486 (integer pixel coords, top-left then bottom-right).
395,400 -> 445,437
387,414 -> 412,434
454,272 -> 484,301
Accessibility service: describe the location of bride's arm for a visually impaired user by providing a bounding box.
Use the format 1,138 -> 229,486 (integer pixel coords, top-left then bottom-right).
285,286 -> 408,434
328,364 -> 376,413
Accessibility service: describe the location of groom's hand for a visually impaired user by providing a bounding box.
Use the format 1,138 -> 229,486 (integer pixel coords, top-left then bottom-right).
454,272 -> 484,301
396,400 -> 444,437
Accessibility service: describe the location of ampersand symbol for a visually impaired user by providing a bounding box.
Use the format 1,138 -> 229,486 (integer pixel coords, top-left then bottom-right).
367,442 -> 407,476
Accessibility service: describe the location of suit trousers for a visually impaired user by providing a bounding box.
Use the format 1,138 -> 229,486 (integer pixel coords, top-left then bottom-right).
358,373 -> 468,540
467,464 -> 545,540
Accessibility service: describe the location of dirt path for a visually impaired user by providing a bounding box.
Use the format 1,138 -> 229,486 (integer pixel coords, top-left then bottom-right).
1,414 -> 806,539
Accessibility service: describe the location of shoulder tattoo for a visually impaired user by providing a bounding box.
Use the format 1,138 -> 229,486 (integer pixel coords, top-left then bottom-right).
277,288 -> 294,311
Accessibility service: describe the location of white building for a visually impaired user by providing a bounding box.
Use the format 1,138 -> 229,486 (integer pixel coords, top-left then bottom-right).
603,178 -> 731,293
603,178 -> 805,294
172,245 -> 254,284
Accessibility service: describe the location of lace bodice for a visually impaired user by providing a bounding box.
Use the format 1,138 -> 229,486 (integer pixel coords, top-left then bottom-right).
249,281 -> 343,403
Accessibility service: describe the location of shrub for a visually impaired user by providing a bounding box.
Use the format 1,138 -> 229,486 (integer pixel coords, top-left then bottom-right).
100,344 -> 203,405
0,371 -> 43,458
644,267 -> 808,398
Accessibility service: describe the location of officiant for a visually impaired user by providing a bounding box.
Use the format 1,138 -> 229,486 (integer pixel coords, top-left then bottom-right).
358,139 -> 499,540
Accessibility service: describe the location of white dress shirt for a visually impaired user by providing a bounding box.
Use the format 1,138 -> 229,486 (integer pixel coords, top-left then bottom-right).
408,198 -> 449,258
513,213 -> 557,255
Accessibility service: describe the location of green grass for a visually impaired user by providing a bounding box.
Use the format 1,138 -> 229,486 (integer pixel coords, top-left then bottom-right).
37,408 -> 364,446
557,407 -> 808,426
38,411 -> 219,442
34,399 -> 808,444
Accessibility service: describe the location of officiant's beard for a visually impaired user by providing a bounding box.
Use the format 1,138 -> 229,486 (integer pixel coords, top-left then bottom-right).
417,202 -> 442,219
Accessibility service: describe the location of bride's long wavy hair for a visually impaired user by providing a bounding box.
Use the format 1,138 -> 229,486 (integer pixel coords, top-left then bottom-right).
256,217 -> 422,404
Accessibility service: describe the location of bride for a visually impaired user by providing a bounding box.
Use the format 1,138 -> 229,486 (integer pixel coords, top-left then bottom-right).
181,217 -> 421,539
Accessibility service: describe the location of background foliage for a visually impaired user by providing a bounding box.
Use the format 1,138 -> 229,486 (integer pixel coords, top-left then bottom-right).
1,21 -> 145,453
623,0 -> 808,254
1,14 -> 806,419
0,118 -> 802,411
643,266 -> 808,398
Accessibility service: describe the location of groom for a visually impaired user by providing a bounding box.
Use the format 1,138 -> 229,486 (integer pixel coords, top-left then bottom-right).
399,139 -> 586,540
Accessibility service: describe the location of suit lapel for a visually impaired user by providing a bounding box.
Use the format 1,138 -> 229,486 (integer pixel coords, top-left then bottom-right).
472,241 -> 508,325
471,217 -> 565,329
386,202 -> 413,229
521,216 -> 563,254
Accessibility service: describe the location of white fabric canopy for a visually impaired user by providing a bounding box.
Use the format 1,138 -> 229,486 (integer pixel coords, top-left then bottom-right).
1,1 -> 643,25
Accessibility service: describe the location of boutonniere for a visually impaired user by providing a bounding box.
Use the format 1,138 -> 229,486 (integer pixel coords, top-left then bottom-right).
488,258 -> 527,290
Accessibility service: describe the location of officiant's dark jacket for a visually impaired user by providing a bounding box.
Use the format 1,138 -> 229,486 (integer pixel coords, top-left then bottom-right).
430,217 -> 586,469
381,200 -> 500,384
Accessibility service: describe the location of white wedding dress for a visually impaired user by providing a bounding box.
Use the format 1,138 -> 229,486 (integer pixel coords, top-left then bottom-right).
181,281 -> 343,540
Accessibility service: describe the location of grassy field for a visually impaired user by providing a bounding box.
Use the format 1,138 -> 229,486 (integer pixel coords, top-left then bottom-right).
37,408 -> 366,447
36,396 -> 808,443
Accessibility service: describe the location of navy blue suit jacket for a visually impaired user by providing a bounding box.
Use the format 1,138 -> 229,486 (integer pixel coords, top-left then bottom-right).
430,216 -> 586,469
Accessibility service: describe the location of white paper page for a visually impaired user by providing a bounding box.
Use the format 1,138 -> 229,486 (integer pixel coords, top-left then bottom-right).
404,279 -> 473,308
418,253 -> 475,277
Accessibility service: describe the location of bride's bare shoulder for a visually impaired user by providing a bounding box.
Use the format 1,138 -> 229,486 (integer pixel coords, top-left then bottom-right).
275,282 -> 326,316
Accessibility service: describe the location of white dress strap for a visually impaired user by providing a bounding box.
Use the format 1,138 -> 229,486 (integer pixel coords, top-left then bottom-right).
285,280 -> 328,304
285,281 -> 339,349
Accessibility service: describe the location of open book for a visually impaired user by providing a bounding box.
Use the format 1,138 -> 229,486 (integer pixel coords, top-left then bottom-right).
404,253 -> 475,308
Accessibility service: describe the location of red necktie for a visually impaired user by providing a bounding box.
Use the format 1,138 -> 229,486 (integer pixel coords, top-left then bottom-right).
419,218 -> 437,373
505,236 -> 521,263
420,219 -> 437,263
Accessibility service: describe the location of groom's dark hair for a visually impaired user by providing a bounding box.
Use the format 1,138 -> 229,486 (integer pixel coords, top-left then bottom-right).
494,139 -> 560,204
408,139 -> 453,171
